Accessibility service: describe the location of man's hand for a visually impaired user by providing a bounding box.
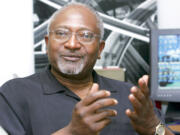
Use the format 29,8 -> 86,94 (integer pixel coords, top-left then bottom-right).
67,83 -> 118,135
126,75 -> 160,135
55,83 -> 118,135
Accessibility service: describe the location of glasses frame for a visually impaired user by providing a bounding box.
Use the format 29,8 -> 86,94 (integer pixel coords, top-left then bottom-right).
49,29 -> 101,45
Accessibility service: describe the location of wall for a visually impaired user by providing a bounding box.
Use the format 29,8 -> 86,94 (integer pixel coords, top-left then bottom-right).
0,1 -> 34,86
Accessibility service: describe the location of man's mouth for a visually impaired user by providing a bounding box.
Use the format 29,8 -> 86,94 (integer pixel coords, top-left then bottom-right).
62,55 -> 82,62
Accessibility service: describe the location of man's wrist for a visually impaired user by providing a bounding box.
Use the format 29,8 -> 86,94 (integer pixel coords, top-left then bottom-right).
51,125 -> 73,135
154,122 -> 165,135
146,119 -> 161,135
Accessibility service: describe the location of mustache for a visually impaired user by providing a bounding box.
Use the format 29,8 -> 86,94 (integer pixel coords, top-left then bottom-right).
58,51 -> 86,57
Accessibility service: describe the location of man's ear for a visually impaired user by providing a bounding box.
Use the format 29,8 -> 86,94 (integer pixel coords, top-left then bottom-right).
98,40 -> 105,59
44,35 -> 49,54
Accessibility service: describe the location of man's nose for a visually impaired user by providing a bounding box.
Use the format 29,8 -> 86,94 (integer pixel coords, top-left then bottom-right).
64,33 -> 81,50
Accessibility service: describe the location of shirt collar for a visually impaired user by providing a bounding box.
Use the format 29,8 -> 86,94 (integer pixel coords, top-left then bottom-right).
40,67 -> 67,94
41,66 -> 116,94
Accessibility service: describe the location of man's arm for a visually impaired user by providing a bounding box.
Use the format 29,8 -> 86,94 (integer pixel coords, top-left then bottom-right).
52,83 -> 118,135
0,93 -> 26,135
126,75 -> 174,135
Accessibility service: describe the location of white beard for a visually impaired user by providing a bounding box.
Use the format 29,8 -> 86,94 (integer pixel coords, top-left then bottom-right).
57,56 -> 85,75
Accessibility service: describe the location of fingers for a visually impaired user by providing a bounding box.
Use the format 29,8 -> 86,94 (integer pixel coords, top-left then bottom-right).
141,75 -> 149,86
82,109 -> 117,129
92,118 -> 111,131
88,83 -> 99,95
73,83 -> 118,134
82,83 -> 112,106
125,109 -> 138,121
83,118 -> 111,133
83,90 -> 111,106
76,83 -> 118,115
128,75 -> 151,116
130,86 -> 146,105
128,93 -> 142,114
91,109 -> 117,122
88,98 -> 118,113
138,75 -> 149,97
129,75 -> 150,108
74,98 -> 117,119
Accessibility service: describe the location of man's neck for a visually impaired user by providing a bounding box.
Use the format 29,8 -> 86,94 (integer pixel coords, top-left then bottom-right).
51,68 -> 94,99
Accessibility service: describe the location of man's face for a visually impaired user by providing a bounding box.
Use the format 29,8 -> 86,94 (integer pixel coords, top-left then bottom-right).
45,6 -> 104,76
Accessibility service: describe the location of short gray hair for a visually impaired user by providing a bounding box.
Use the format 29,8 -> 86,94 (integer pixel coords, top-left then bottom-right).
47,2 -> 104,41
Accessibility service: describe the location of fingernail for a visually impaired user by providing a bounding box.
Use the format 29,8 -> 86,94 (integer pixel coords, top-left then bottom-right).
113,99 -> 118,104
114,110 -> 117,115
105,91 -> 111,96
131,87 -> 137,92
129,94 -> 134,99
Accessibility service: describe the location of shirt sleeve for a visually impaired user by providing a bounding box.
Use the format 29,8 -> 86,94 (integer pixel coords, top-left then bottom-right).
0,86 -> 26,135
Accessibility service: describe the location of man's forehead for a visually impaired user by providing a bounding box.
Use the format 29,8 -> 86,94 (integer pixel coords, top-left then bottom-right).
51,5 -> 99,33
54,24 -> 94,31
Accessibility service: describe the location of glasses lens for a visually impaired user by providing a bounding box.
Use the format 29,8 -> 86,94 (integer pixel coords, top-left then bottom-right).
54,29 -> 69,42
77,31 -> 94,43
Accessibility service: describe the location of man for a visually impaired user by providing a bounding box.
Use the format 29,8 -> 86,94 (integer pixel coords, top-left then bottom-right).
0,2 -> 174,135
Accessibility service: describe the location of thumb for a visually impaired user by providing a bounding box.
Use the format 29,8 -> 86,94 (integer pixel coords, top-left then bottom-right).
87,83 -> 99,96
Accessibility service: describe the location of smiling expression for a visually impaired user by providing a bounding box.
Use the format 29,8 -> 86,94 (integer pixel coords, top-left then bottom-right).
45,4 -> 104,77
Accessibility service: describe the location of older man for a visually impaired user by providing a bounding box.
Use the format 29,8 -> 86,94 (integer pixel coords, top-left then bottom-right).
0,2 -> 174,135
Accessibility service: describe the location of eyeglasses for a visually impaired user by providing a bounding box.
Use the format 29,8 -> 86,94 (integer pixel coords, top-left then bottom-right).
49,29 -> 100,45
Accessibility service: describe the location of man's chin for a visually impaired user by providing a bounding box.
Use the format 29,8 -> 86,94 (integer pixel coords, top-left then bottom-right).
61,71 -> 80,75
57,60 -> 86,76
58,66 -> 83,76
59,70 -> 85,79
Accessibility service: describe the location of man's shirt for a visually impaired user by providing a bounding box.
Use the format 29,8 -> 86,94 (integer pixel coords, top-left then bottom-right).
0,67 -> 162,135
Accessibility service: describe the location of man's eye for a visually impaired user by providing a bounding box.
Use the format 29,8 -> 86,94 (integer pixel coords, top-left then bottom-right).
55,31 -> 68,37
79,32 -> 93,39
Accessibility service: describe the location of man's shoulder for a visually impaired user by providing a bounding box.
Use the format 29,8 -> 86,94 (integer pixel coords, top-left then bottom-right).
1,72 -> 39,85
0,71 -> 45,95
